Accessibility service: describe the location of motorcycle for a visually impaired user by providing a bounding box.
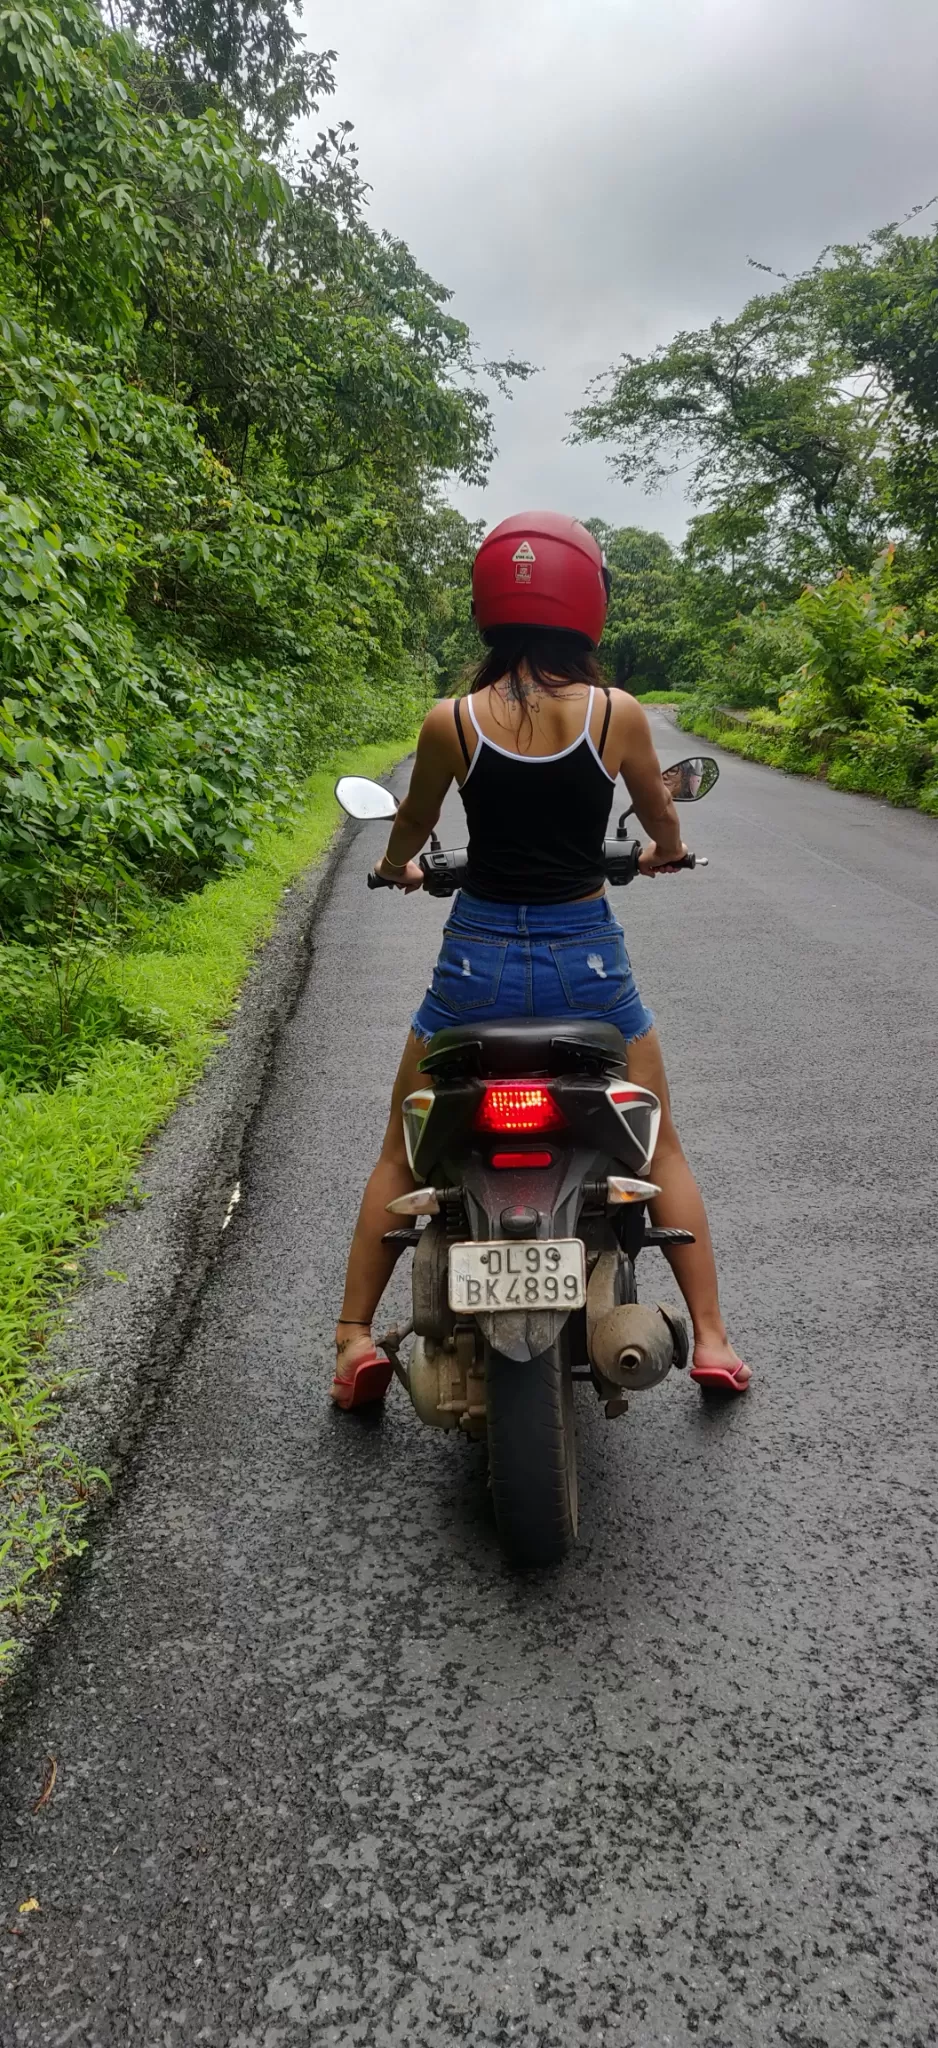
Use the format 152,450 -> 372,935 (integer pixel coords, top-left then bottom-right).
335,754 -> 719,1566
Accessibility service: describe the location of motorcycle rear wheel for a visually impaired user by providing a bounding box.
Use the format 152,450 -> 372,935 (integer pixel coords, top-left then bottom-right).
485,1340 -> 578,1566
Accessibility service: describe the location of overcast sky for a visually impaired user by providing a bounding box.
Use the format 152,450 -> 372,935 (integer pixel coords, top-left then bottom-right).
299,0 -> 938,542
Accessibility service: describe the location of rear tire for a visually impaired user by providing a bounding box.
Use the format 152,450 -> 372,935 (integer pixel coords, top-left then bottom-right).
485,1340 -> 578,1567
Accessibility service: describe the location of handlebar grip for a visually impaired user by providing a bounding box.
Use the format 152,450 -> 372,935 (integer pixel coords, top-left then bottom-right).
366,870 -> 396,889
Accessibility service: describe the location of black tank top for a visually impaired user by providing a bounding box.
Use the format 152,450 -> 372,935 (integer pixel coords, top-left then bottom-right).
454,687 -> 615,905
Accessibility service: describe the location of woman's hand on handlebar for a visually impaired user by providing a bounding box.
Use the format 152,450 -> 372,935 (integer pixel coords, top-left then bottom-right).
374,853 -> 424,893
638,841 -> 689,877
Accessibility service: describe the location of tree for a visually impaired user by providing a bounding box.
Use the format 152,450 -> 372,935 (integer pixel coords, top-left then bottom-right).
586,522 -> 688,689
123,0 -> 336,149
572,283 -> 891,577
814,222 -> 938,562
0,0 -> 528,955
397,502 -> 483,693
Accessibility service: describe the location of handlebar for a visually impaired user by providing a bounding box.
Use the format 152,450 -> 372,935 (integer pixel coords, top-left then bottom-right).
368,841 -> 705,895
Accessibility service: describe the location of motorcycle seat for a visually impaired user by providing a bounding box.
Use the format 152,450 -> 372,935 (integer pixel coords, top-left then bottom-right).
420,1017 -> 629,1080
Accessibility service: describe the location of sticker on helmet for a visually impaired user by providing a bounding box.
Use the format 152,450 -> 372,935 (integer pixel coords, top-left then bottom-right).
512,539 -> 536,584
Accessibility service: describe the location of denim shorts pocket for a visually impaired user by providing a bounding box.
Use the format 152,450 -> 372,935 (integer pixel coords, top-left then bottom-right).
549,929 -> 631,1014
430,930 -> 507,1015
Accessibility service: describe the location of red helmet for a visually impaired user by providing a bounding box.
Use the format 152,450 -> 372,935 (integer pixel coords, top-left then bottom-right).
472,511 -> 609,647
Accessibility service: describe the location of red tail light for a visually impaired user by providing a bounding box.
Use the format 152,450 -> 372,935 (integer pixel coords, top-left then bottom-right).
474,1083 -> 566,1134
491,1150 -> 553,1169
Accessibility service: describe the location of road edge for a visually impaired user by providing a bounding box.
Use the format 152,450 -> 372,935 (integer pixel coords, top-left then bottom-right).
0,793 -> 384,1719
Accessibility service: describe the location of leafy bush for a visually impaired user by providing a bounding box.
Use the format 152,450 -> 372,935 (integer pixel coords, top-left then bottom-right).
681,551 -> 937,807
781,555 -> 928,741
0,1 -> 505,1068
707,605 -> 813,710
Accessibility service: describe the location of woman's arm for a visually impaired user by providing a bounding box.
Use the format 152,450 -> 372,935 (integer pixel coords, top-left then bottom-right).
375,700 -> 460,890
607,693 -> 686,867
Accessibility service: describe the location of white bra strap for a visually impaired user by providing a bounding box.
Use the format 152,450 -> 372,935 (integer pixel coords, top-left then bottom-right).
467,692 -> 484,740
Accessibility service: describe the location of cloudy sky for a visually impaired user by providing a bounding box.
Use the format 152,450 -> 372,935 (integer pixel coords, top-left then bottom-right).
299,0 -> 938,541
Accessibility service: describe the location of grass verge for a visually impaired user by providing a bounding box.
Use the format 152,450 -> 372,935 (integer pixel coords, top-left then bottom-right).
0,738 -> 414,1662
676,703 -> 938,815
633,689 -> 692,706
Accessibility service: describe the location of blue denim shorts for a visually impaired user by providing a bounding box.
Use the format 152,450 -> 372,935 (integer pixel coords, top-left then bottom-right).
412,891 -> 655,1045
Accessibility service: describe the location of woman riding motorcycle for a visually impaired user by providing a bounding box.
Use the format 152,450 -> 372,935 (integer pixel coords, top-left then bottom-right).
333,511 -> 750,1407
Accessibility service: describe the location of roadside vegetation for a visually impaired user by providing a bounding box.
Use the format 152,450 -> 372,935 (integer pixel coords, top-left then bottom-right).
0,0 -> 518,1644
0,742 -> 411,1649
574,224 -> 938,813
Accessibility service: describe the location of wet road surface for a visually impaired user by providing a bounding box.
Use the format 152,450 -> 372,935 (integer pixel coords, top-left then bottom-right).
2,713 -> 937,2047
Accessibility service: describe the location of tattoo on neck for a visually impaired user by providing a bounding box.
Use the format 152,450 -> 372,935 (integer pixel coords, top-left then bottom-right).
496,679 -> 541,705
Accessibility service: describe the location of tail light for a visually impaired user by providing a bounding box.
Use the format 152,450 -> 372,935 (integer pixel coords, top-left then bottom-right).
605,1083 -> 661,1171
402,1088 -> 434,1173
474,1083 -> 567,1135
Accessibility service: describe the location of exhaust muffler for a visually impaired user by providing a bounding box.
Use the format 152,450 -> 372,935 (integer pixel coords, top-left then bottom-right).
586,1252 -> 687,1392
589,1302 -> 683,1389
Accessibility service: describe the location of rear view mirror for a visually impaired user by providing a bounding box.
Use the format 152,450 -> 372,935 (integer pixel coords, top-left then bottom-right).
334,775 -> 398,821
661,756 -> 719,802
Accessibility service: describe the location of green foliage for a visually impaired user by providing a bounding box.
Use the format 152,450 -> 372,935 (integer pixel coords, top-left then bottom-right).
813,224 -> 938,560
781,553 -> 924,736
0,0 -> 521,1050
679,555 -> 937,805
411,502 -> 484,694
573,281 -> 890,575
580,206 -> 938,815
0,738 -> 413,1648
126,0 -> 339,150
628,689 -> 691,705
0,0 -> 286,346
708,604 -> 814,711
587,522 -> 692,690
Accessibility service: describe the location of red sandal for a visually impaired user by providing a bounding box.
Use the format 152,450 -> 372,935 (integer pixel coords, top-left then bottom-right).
331,1324 -> 394,1411
689,1358 -> 751,1395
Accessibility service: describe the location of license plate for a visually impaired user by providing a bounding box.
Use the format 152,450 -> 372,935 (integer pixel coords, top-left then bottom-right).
448,1239 -> 586,1314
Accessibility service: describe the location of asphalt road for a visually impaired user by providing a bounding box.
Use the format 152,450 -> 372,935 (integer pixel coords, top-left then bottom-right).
2,714 -> 938,2048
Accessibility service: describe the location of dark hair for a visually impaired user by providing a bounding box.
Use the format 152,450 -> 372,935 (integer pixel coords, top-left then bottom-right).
468,626 -> 607,703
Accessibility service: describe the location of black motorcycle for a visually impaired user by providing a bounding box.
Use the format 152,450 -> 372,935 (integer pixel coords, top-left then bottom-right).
335,754 -> 718,1566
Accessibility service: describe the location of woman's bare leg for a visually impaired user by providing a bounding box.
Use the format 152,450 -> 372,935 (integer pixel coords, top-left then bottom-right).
625,1028 -> 749,1382
335,1031 -> 426,1376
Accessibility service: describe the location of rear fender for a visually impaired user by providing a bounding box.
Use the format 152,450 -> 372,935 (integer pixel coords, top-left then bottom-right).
458,1151 -> 597,1363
